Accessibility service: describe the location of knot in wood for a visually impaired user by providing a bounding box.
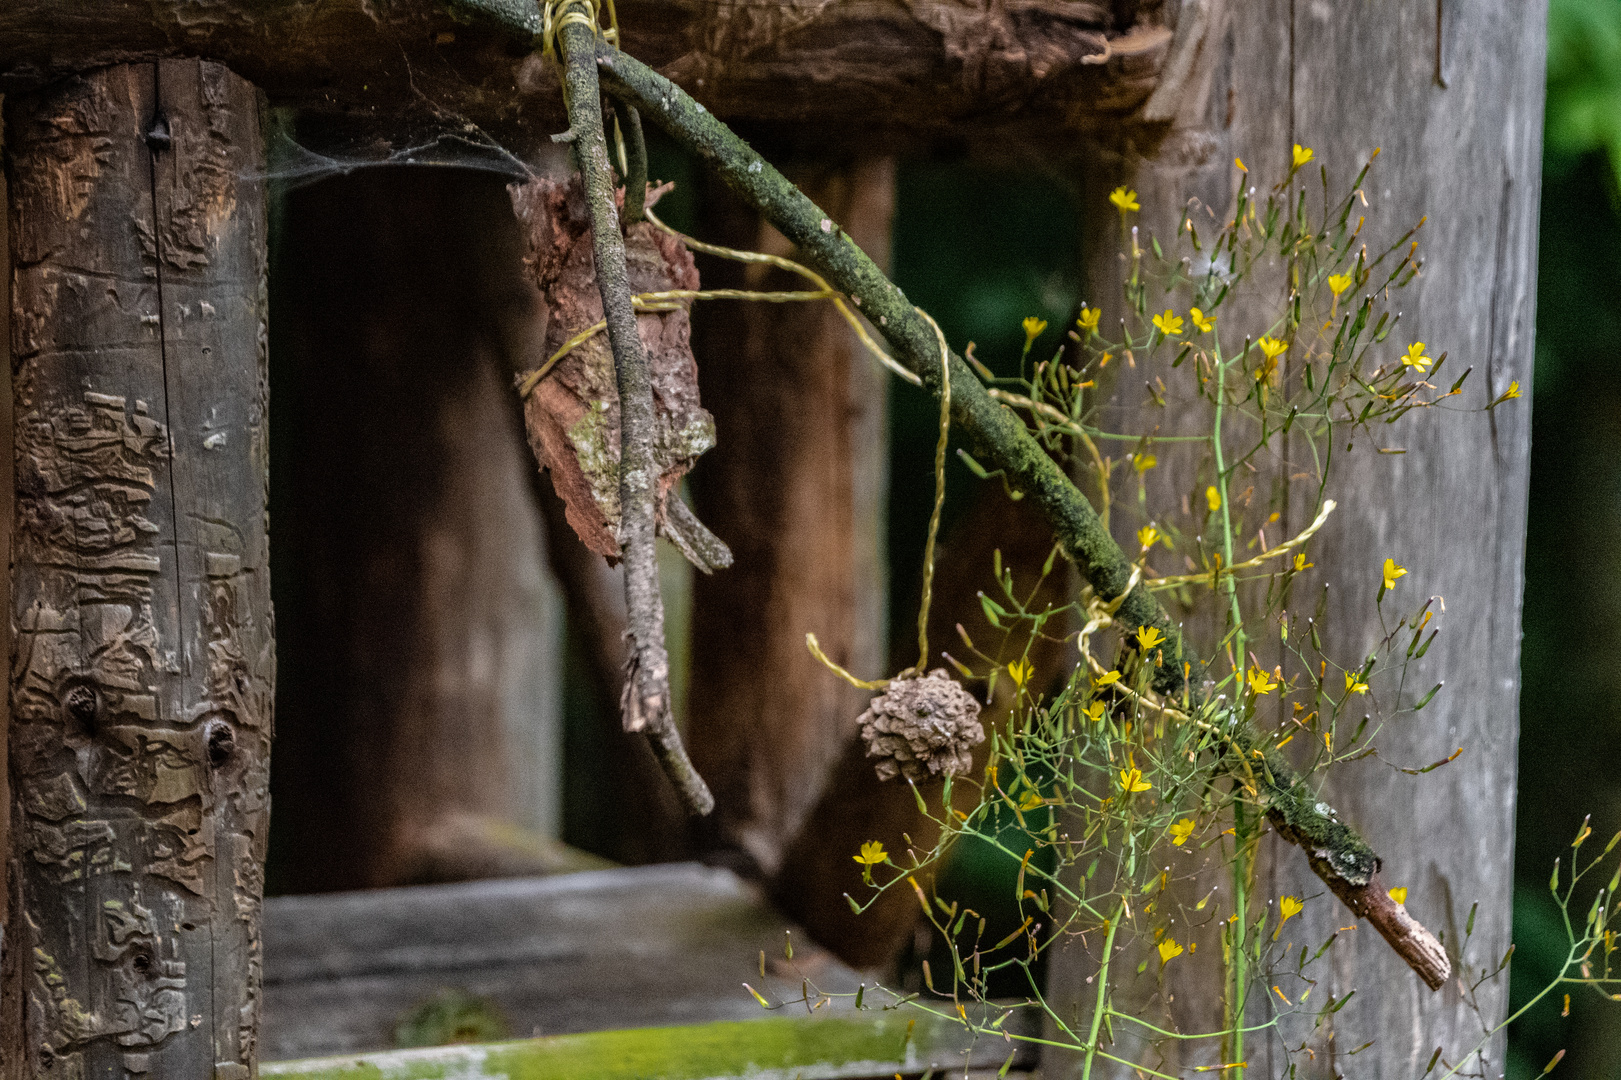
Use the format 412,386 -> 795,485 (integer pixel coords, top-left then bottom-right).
858,669 -> 984,782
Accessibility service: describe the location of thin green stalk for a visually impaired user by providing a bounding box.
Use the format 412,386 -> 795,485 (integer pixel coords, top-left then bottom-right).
1081,898 -> 1127,1080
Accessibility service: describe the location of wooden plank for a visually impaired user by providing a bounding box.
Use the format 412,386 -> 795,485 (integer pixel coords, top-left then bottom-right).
0,0 -> 1166,156
261,1011 -> 1036,1080
1044,1 -> 1544,1075
5,59 -> 271,1077
256,864 -> 865,1060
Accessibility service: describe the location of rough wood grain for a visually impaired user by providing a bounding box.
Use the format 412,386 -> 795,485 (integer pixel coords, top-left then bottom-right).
685,156 -> 893,876
1044,1 -> 1544,1075
5,60 -> 272,1078
0,0 -> 1165,156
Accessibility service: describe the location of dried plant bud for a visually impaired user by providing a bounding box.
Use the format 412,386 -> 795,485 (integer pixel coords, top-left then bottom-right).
859,669 -> 984,782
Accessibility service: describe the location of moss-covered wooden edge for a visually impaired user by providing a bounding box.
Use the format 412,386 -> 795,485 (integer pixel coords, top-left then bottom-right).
261,1011 -> 1032,1080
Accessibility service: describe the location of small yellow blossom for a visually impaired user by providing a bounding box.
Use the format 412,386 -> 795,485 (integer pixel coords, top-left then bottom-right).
1077,307 -> 1101,334
1258,335 -> 1289,360
1505,380 -> 1521,399
853,841 -> 887,866
1344,671 -> 1369,695
1401,342 -> 1431,371
1083,701 -> 1106,723
1119,767 -> 1153,794
1017,789 -> 1045,811
1007,658 -> 1033,688
1190,307 -> 1215,333
1206,486 -> 1222,513
1157,937 -> 1184,963
1274,895 -> 1304,939
1136,626 -> 1166,652
1388,885 -> 1409,906
1095,669 -> 1122,689
1234,157 -> 1248,173
1109,186 -> 1141,213
1292,143 -> 1314,170
1328,273 -> 1353,297
1381,558 -> 1408,591
1293,553 -> 1313,571
1169,818 -> 1196,846
1022,316 -> 1048,344
1138,525 -> 1161,550
1134,452 -> 1158,473
1247,667 -> 1279,696
1152,309 -> 1185,336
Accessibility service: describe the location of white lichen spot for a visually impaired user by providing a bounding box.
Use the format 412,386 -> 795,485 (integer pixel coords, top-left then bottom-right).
748,160 -> 762,174
820,218 -> 833,233
140,314 -> 159,325
695,102 -> 706,114
203,432 -> 227,451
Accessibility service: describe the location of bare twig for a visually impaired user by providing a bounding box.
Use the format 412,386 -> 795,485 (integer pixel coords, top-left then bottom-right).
596,41 -> 1449,985
612,99 -> 648,224
557,18 -> 714,816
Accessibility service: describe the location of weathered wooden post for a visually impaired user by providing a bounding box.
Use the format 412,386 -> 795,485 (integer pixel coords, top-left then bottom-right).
5,60 -> 271,1077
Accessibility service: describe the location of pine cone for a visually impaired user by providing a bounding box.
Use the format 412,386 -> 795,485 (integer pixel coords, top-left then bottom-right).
858,669 -> 985,782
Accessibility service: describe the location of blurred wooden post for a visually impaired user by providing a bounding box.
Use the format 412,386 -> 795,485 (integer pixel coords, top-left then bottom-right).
1045,2 -> 1544,1075
686,157 -> 893,877
5,61 -> 272,1077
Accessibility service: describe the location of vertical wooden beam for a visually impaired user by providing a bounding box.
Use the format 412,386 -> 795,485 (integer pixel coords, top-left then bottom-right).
5,60 -> 272,1077
686,156 -> 893,876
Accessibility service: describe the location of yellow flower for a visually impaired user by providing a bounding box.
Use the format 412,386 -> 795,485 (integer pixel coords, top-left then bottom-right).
1190,307 -> 1215,333
1401,342 -> 1431,371
1344,671 -> 1369,695
1292,143 -> 1314,170
1083,701 -> 1106,723
1205,486 -> 1222,513
853,841 -> 887,866
1138,525 -> 1161,550
1007,658 -> 1033,688
1257,335 -> 1288,360
1274,895 -> 1304,939
1152,309 -> 1185,336
1381,557 -> 1407,591
1505,380 -> 1521,399
1017,789 -> 1045,811
1134,452 -> 1158,473
1246,667 -> 1278,696
1293,553 -> 1313,571
1076,307 -> 1101,334
1157,937 -> 1184,963
1022,316 -> 1048,344
1109,186 -> 1141,213
1119,767 -> 1152,794
1234,157 -> 1248,174
1136,626 -> 1166,652
1328,273 -> 1353,297
1095,670 -> 1122,688
1169,818 -> 1195,846
1388,885 -> 1408,906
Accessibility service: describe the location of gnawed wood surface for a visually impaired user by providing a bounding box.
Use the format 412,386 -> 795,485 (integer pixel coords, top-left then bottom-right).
266,168 -> 581,892
0,0 -> 1170,155
5,60 -> 272,1078
684,157 -> 893,877
1044,1 -> 1543,1075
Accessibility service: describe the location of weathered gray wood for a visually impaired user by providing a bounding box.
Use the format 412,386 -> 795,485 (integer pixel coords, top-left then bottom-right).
5,59 -> 272,1078
256,863 -> 867,1060
0,0 -> 1167,155
1045,1 -> 1543,1075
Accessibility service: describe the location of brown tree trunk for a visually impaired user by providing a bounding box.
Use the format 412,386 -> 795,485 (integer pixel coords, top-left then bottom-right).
686,156 -> 894,877
1044,2 -> 1543,1075
5,61 -> 271,1078
265,168 -> 579,892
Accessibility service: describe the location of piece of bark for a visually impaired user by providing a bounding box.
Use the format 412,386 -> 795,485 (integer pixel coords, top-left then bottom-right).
5,60 -> 271,1078
510,175 -> 716,564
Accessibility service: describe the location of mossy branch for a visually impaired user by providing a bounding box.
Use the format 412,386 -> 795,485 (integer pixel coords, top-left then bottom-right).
595,41 -> 1448,987
557,20 -> 714,817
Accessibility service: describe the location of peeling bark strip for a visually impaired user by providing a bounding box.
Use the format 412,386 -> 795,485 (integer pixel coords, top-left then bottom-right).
595,44 -> 1450,987
5,61 -> 273,1076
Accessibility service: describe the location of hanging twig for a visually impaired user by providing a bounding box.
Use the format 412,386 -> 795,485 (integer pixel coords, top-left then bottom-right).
611,99 -> 648,224
594,41 -> 1449,987
555,14 -> 714,816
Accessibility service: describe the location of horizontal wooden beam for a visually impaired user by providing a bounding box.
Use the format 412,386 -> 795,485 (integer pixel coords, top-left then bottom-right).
0,1 -> 1169,155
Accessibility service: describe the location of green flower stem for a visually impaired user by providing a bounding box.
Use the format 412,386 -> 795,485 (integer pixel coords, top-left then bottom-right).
1080,898 -> 1126,1080
593,41 -> 1448,986
557,20 -> 714,816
